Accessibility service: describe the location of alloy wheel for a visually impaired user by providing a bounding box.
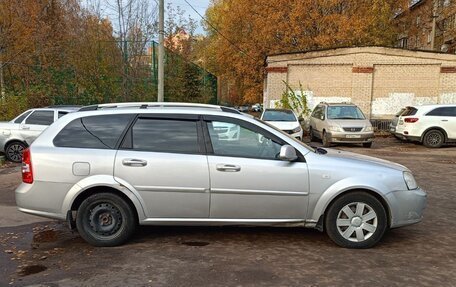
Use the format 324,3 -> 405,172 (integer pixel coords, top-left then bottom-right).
6,143 -> 25,162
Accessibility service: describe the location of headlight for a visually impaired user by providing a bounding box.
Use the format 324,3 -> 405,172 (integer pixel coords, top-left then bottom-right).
403,171 -> 418,190
292,126 -> 301,133
328,125 -> 342,132
364,126 -> 373,132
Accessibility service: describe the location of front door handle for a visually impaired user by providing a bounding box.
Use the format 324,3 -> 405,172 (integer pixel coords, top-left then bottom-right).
122,159 -> 147,167
216,164 -> 241,172
441,119 -> 448,122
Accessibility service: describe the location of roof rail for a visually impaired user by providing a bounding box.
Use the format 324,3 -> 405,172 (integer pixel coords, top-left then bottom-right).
78,102 -> 242,114
46,105 -> 82,108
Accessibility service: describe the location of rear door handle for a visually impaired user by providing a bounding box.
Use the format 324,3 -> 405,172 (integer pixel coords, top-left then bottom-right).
21,126 -> 30,130
216,164 -> 241,172
441,119 -> 448,122
122,159 -> 147,167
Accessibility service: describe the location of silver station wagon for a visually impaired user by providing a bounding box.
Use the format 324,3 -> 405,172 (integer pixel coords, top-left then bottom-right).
16,103 -> 427,248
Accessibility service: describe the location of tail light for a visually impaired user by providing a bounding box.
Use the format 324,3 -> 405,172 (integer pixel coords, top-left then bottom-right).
22,148 -> 33,184
404,117 -> 419,123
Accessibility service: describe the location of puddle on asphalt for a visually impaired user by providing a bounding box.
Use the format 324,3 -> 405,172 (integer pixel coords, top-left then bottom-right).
181,241 -> 210,247
18,264 -> 47,276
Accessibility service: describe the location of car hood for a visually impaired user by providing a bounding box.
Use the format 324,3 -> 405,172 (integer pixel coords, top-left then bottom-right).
0,121 -> 13,129
324,148 -> 408,172
328,119 -> 371,128
264,121 -> 299,130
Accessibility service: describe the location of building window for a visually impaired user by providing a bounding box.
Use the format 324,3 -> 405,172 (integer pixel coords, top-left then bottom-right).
398,37 -> 409,48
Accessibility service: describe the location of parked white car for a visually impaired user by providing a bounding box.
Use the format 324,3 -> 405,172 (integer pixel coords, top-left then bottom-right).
0,106 -> 80,162
395,104 -> 456,148
260,109 -> 303,140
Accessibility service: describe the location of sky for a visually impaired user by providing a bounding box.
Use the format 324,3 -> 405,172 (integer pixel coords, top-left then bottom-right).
91,0 -> 211,35
169,0 -> 211,34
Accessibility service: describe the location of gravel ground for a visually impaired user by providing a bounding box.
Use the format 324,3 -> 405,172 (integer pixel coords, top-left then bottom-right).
0,137 -> 455,287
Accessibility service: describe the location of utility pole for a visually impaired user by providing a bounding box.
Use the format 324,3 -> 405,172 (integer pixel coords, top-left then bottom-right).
158,0 -> 165,102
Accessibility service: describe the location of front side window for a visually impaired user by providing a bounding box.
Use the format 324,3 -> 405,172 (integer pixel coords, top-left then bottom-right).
262,110 -> 297,122
327,106 -> 365,120
14,110 -> 32,123
131,118 -> 200,154
25,111 -> 54,125
207,120 -> 282,160
54,114 -> 133,149
311,107 -> 322,119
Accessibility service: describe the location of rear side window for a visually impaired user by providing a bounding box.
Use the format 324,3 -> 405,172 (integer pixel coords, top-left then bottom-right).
426,107 -> 456,117
25,111 -> 54,125
402,107 -> 417,116
131,118 -> 199,154
14,110 -> 32,123
54,114 -> 133,149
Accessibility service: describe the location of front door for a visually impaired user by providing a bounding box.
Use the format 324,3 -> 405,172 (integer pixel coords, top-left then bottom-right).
114,115 -> 210,218
204,116 -> 309,220
20,110 -> 55,144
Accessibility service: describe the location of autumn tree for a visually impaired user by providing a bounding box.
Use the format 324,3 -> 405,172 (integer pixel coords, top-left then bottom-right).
201,0 -> 408,104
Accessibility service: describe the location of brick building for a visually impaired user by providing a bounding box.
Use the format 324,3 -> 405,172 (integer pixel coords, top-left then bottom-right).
264,47 -> 456,119
396,0 -> 456,53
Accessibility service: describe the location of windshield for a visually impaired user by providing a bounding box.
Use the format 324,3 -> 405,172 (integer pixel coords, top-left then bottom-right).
262,110 -> 297,122
255,118 -> 315,153
327,106 -> 366,120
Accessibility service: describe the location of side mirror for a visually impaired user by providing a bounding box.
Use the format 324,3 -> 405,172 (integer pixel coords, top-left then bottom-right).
279,145 -> 298,161
298,116 -> 304,123
320,115 -> 325,121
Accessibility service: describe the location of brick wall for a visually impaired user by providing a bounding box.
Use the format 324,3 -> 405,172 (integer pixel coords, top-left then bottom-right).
265,47 -> 456,118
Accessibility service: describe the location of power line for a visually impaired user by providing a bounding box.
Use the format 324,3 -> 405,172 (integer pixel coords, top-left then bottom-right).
182,0 -> 248,56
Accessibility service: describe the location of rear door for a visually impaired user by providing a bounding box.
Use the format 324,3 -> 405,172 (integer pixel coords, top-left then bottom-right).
426,107 -> 456,139
203,115 -> 309,220
114,114 -> 210,218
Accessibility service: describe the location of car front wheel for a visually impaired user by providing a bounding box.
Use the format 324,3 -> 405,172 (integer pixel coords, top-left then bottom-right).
76,193 -> 136,247
325,192 -> 388,248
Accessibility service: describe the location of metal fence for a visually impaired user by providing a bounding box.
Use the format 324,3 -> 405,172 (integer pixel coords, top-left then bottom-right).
370,119 -> 392,132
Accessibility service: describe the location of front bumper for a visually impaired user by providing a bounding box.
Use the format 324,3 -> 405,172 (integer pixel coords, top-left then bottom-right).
386,187 -> 427,228
327,131 -> 374,144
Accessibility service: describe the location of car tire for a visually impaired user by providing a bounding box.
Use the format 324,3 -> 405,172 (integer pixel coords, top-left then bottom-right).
322,131 -> 331,147
362,142 -> 373,148
423,129 -> 445,148
325,191 -> 388,249
76,193 -> 136,247
5,141 -> 27,163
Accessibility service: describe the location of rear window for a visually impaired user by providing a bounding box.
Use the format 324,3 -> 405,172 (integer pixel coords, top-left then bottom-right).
262,110 -> 296,122
54,114 -> 133,149
401,107 -> 417,116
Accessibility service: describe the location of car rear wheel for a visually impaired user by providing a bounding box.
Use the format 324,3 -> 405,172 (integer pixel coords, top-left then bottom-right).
423,129 -> 444,148
322,131 -> 331,147
76,193 -> 136,247
5,141 -> 27,163
325,192 -> 388,248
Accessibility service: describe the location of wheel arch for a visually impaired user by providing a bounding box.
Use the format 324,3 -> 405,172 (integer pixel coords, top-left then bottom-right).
314,188 -> 392,231
4,139 -> 28,151
421,126 -> 448,143
62,176 -> 147,223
